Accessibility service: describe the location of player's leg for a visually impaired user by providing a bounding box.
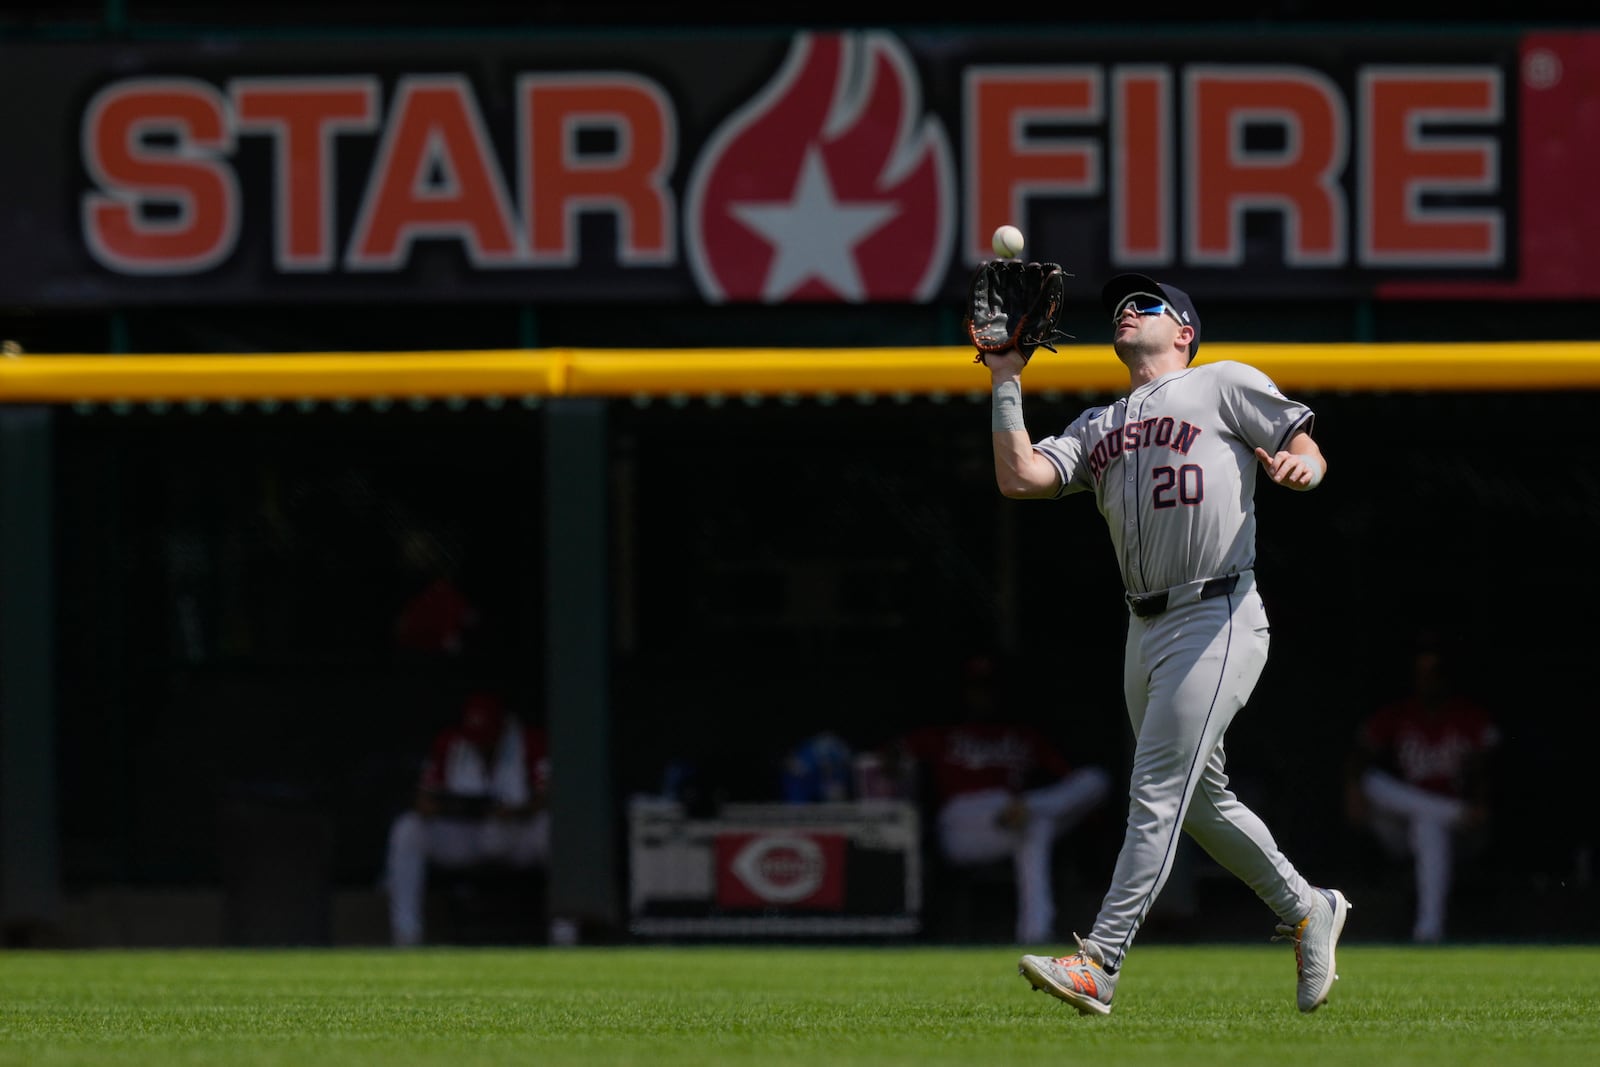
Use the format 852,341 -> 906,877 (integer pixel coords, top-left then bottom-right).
1010,768 -> 1112,943
430,818 -> 493,867
1086,597 -> 1270,967
939,790 -> 1042,943
1018,618 -> 1196,1013
1408,815 -> 1454,943
1361,768 -> 1467,825
1359,768 -> 1465,941
388,813 -> 482,946
384,812 -> 429,946
1022,766 -> 1113,831
477,814 -> 517,859
1188,770 -> 1350,1014
1177,592 -> 1348,1010
1183,741 -> 1315,922
936,788 -> 1016,865
1179,588 -> 1315,923
1011,828 -> 1054,943
504,810 -> 551,868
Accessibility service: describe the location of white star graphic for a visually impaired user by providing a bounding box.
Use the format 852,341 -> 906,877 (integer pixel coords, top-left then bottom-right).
728,148 -> 900,303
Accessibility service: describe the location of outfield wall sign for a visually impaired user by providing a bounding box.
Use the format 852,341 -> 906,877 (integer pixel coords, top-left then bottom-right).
3,30 -> 1596,306
628,799 -> 920,937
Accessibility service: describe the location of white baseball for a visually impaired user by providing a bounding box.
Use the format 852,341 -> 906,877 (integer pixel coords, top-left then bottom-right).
992,224 -> 1024,259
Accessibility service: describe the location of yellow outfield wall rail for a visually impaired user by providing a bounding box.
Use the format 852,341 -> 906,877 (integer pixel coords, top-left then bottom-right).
2,343 -> 1600,404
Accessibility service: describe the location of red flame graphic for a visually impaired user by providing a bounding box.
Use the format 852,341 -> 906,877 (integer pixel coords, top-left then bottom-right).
688,32 -> 954,304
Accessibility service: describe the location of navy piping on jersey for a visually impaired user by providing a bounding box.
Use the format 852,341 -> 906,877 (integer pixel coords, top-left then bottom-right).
1043,404 -> 1109,499
1121,403 -> 1141,590
1040,448 -> 1071,495
1126,369 -> 1197,594
1114,589 -> 1237,964
1275,411 -> 1315,455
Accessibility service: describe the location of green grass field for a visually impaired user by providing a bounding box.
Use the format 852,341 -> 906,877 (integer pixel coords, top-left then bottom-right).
2,945 -> 1598,1067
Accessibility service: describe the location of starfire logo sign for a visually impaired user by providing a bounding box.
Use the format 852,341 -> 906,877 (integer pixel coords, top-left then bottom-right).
62,29 -> 1524,304
686,33 -> 955,304
73,31 -> 952,304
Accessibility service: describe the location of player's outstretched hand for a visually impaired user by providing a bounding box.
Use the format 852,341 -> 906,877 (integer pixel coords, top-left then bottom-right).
1254,447 -> 1320,490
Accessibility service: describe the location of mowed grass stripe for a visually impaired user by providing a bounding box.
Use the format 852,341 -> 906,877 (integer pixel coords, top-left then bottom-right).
1,945 -> 1597,1067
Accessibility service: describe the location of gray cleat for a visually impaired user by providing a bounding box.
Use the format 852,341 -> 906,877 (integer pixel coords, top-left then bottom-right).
1275,888 -> 1351,1012
1018,934 -> 1118,1016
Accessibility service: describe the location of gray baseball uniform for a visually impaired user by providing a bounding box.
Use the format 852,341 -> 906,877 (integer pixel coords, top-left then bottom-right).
1031,360 -> 1319,966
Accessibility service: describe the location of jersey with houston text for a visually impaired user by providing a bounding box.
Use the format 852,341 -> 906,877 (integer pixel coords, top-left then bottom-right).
1032,361 -> 1312,594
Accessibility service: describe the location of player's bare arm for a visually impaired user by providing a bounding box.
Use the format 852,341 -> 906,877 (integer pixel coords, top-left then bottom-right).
1253,431 -> 1326,491
988,350 -> 1062,498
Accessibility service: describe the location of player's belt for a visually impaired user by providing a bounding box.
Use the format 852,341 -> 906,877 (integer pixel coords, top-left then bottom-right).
1125,573 -> 1241,618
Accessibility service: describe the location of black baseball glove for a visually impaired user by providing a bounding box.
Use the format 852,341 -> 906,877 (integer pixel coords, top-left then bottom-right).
965,259 -> 1072,364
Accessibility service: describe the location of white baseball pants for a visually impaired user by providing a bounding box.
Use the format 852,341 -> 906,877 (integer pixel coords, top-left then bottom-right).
385,811 -> 550,946
1360,767 -> 1468,943
1089,588 -> 1318,967
937,767 -> 1112,943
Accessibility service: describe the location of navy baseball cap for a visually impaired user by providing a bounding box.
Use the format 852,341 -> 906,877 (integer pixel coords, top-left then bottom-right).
1102,273 -> 1201,363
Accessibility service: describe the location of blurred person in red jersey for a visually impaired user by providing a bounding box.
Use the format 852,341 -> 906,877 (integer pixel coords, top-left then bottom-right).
1346,635 -> 1498,943
893,654 -> 1110,944
384,690 -> 549,946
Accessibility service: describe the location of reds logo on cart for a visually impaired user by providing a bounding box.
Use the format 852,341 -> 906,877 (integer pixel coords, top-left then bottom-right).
714,832 -> 846,909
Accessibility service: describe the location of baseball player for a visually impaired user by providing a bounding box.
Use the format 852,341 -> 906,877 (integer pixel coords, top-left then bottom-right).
895,654 -> 1111,944
983,272 -> 1349,1016
1347,639 -> 1498,943
384,691 -> 550,946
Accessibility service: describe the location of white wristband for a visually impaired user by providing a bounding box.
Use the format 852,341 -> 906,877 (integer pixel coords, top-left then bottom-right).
1302,454 -> 1324,489
992,379 -> 1024,432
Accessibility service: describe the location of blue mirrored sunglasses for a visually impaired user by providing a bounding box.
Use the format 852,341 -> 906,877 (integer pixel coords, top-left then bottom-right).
1113,292 -> 1181,326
